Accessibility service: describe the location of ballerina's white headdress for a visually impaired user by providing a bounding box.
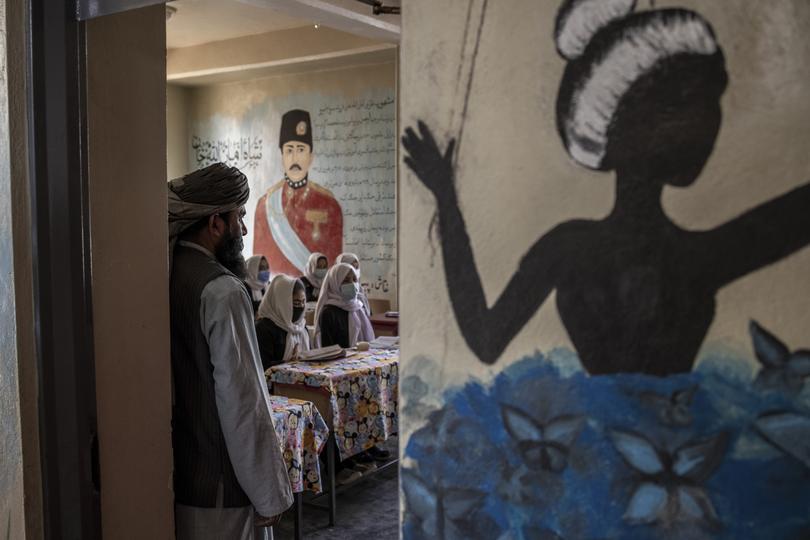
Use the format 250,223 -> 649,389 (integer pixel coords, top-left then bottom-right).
555,0 -> 722,169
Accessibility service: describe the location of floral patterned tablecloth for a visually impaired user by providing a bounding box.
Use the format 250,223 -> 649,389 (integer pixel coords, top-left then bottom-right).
268,395 -> 329,493
269,349 -> 399,461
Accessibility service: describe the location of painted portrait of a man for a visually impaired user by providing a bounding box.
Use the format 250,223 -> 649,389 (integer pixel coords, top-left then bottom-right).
253,109 -> 343,275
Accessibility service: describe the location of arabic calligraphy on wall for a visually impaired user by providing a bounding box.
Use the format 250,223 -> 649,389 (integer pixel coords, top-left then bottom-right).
311,95 -> 398,303
191,135 -> 264,170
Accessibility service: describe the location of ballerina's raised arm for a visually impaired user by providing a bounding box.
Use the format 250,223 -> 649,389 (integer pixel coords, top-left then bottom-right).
403,122 -> 561,364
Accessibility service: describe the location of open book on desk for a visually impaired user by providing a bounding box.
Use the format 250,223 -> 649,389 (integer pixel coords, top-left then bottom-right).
298,344 -> 346,362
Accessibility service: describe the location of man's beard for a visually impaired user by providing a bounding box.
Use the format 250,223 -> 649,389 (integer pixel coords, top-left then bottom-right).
216,229 -> 247,278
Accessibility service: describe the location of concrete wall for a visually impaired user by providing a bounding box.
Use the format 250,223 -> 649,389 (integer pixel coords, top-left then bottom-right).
1,0 -> 43,537
0,0 -> 27,536
86,6 -> 174,539
6,0 -> 42,535
400,1 -> 810,538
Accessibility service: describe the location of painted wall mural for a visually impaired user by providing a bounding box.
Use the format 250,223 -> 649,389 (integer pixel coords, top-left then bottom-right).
188,64 -> 397,304
400,0 -> 810,539
253,108 -> 345,276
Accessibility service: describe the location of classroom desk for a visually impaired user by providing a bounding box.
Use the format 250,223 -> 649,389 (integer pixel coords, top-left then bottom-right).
269,395 -> 329,493
268,350 -> 399,526
369,313 -> 398,336
268,395 -> 329,540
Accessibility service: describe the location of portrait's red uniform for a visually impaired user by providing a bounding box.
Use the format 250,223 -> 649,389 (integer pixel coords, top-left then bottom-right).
253,179 -> 343,276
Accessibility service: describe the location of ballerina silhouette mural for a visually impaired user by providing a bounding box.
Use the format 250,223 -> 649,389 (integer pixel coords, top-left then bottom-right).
402,2 -> 810,537
402,0 -> 810,376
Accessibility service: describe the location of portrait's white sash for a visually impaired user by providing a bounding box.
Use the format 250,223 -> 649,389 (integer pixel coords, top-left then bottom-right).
266,187 -> 311,272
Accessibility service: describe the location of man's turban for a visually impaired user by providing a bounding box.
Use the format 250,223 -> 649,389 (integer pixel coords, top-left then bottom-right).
167,162 -> 250,265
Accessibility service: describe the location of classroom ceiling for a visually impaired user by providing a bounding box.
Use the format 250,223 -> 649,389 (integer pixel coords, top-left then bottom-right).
166,0 -> 401,49
166,0 -> 310,49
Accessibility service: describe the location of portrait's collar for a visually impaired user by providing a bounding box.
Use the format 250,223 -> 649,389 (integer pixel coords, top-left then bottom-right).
285,173 -> 308,190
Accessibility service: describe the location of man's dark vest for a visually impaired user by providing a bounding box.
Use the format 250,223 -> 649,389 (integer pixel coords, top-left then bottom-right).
170,244 -> 250,508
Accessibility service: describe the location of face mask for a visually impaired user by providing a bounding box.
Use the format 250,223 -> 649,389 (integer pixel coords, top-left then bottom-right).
340,282 -> 358,301
257,270 -> 270,284
292,306 -> 305,322
314,268 -> 327,279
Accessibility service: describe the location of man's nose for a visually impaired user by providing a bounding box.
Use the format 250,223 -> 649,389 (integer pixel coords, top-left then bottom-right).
240,221 -> 248,236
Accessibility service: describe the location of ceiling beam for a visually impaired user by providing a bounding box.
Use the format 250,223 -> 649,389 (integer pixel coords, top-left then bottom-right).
236,0 -> 400,42
168,44 -> 396,86
76,0 -> 165,20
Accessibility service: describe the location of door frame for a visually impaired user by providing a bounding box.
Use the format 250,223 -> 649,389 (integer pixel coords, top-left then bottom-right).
25,1 -> 165,538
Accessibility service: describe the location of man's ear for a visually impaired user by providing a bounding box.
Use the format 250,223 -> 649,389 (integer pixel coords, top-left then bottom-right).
208,213 -> 225,239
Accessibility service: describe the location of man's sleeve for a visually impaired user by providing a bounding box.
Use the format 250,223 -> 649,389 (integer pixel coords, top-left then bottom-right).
200,275 -> 294,516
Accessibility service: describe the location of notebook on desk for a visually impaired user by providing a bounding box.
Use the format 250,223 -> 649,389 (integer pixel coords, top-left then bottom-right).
368,336 -> 400,350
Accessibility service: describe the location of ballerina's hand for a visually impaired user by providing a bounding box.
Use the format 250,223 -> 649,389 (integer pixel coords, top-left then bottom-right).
402,121 -> 456,199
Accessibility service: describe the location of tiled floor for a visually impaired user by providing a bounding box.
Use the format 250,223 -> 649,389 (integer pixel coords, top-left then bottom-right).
274,439 -> 399,540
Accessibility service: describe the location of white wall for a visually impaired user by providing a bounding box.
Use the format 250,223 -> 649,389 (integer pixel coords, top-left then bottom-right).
167,84 -> 190,179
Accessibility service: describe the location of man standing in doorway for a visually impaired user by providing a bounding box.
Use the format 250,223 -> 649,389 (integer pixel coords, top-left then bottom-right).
253,109 -> 344,276
168,163 -> 293,539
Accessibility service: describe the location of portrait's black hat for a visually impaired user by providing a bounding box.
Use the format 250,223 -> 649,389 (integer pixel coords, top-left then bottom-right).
279,109 -> 313,149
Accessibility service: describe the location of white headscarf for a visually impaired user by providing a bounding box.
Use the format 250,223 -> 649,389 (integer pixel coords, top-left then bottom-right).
257,275 -> 310,363
336,252 -> 360,275
303,252 -> 328,292
313,263 -> 375,347
245,255 -> 269,302
335,252 -> 370,315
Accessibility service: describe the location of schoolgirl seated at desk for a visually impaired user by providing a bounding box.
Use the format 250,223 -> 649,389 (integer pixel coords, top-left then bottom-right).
336,252 -> 371,315
301,252 -> 329,302
244,254 -> 270,315
255,275 -> 310,370
314,263 -> 375,348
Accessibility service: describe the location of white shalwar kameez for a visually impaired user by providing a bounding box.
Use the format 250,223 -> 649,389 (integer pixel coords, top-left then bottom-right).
175,242 -> 292,540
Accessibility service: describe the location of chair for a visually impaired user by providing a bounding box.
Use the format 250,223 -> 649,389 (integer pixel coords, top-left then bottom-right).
368,298 -> 391,316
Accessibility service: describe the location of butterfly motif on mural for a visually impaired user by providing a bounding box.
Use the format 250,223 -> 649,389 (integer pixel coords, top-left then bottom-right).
401,468 -> 488,540
610,429 -> 729,528
638,385 -> 698,427
750,321 -> 810,395
501,405 -> 585,473
754,411 -> 810,470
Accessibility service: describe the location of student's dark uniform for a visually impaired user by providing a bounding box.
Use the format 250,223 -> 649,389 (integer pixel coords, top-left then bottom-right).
242,280 -> 265,315
300,276 -> 320,302
255,318 -> 287,370
319,305 -> 351,348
